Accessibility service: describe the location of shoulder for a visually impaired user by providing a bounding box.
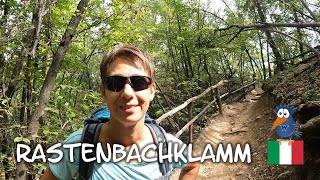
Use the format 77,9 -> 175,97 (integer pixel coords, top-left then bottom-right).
62,129 -> 83,144
48,129 -> 84,180
164,132 -> 185,144
162,132 -> 189,169
164,133 -> 177,141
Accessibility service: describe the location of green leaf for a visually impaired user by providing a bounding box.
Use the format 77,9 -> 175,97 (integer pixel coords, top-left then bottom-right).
22,138 -> 30,144
60,85 -> 67,89
14,137 -> 23,142
43,129 -> 50,135
69,112 -> 76,118
82,105 -> 89,110
45,107 -> 59,114
32,134 -> 40,138
0,154 -> 7,160
1,98 -> 8,104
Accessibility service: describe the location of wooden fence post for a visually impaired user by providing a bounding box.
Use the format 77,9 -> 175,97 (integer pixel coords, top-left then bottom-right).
228,82 -> 233,102
215,87 -> 223,115
188,102 -> 193,144
242,82 -> 246,99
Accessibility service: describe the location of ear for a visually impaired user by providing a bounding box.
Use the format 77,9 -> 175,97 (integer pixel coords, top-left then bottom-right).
150,93 -> 155,101
149,83 -> 156,101
99,84 -> 108,103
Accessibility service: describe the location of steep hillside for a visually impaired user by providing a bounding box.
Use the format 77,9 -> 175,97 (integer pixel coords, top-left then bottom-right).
263,54 -> 320,179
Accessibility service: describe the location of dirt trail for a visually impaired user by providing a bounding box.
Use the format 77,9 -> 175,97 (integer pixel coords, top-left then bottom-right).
171,89 -> 296,179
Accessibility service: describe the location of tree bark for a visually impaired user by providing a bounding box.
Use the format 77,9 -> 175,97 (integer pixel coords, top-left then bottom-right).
258,32 -> 266,79
293,11 -> 304,60
203,54 -> 212,86
254,0 -> 283,72
167,37 -> 180,82
223,52 -> 234,79
267,43 -> 272,77
185,45 -> 194,78
245,47 -> 256,80
4,48 -> 25,102
15,0 -> 91,179
180,44 -> 189,78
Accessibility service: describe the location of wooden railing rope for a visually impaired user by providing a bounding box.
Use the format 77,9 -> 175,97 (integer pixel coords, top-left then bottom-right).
156,79 -> 257,143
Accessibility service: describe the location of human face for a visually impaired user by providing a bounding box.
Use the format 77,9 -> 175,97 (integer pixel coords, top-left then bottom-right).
100,57 -> 155,127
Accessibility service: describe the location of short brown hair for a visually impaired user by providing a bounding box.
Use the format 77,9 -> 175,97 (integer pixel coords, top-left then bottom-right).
100,43 -> 155,81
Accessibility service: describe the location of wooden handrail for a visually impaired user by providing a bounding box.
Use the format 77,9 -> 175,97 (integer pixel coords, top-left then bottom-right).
231,81 -> 256,94
156,80 -> 228,124
175,98 -> 217,138
156,79 -> 257,142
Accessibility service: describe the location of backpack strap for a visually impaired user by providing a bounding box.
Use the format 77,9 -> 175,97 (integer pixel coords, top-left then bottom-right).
145,123 -> 170,176
79,123 -> 104,180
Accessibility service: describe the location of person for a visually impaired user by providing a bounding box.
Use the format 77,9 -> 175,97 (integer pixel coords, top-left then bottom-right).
41,43 -> 199,179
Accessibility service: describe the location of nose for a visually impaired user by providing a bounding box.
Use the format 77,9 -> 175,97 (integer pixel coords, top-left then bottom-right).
121,83 -> 135,99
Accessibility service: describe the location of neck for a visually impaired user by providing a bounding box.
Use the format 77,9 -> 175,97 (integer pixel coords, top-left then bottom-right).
103,119 -> 147,147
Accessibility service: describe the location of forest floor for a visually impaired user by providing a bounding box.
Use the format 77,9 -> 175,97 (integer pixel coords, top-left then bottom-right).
170,89 -> 298,180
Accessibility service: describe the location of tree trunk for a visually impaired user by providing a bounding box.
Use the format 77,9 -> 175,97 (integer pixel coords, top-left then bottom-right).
258,32 -> 266,80
203,54 -> 212,86
245,47 -> 256,80
267,43 -> 272,77
15,0 -> 91,179
222,51 -> 234,79
167,39 -> 180,82
4,48 -> 25,102
240,52 -> 247,99
254,0 -> 283,72
218,54 -> 227,79
197,53 -> 202,87
185,45 -> 194,78
293,11 -> 304,61
180,44 -> 189,78
0,0 -> 9,100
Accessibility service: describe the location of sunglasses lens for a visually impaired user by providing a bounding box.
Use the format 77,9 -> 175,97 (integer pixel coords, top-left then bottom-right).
104,76 -> 126,92
104,76 -> 152,92
130,76 -> 152,91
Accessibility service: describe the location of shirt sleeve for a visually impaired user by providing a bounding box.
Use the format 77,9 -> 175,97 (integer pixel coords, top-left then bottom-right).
165,133 -> 188,169
48,129 -> 83,180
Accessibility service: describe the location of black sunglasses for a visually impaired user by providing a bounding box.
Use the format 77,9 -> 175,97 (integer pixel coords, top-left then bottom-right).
103,76 -> 153,92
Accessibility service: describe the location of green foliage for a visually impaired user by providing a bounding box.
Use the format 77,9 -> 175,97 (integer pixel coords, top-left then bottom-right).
13,136 -> 30,144
264,58 -> 320,105
1,0 -> 319,178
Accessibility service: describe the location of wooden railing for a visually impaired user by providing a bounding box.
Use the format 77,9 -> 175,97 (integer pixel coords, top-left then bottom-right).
157,80 -> 257,143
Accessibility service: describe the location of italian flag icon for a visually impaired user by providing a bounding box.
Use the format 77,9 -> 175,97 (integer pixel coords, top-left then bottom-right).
268,140 -> 304,165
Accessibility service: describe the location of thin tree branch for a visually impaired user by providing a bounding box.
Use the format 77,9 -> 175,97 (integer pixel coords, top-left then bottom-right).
226,27 -> 244,44
217,22 -> 320,31
279,0 -> 314,20
269,29 -> 320,56
202,9 -> 226,22
300,0 -> 319,21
